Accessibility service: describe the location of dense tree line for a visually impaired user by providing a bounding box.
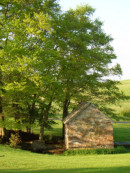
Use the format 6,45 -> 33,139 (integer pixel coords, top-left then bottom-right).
0,0 -> 126,141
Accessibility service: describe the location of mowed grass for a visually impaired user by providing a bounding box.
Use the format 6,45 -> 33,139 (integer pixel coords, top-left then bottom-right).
0,80 -> 130,173
109,80 -> 130,120
0,144 -> 130,173
113,123 -> 130,142
0,122 -> 129,172
119,80 -> 130,96
0,123 -> 130,173
36,120 -> 63,137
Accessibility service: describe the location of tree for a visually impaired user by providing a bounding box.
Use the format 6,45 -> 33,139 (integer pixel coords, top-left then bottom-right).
0,0 -> 60,139
52,5 -> 125,137
0,1 -> 126,142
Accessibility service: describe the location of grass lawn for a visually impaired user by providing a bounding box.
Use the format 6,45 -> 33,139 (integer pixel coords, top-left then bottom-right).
0,80 -> 129,172
113,123 -> 130,142
0,144 -> 130,173
0,122 -> 129,173
119,80 -> 130,96
108,80 -> 130,121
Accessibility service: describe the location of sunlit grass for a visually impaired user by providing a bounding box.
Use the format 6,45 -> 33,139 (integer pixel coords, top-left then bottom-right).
0,78 -> 130,173
113,123 -> 130,142
33,120 -> 63,137
0,144 -> 130,173
107,80 -> 130,121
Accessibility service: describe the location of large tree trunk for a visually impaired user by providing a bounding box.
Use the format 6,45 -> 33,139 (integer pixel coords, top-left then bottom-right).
0,69 -> 5,138
0,97 -> 5,138
0,4 -> 8,139
39,99 -> 52,141
62,97 -> 70,139
26,127 -> 31,133
26,94 -> 37,133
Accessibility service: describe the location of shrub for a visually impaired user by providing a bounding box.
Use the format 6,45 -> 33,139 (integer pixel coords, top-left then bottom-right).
9,133 -> 21,148
63,146 -> 128,156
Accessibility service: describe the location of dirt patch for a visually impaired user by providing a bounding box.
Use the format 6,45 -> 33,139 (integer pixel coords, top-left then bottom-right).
47,148 -> 65,154
31,140 -> 65,154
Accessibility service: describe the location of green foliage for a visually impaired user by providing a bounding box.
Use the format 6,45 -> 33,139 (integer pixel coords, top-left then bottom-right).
9,133 -> 21,148
0,0 -> 127,140
0,0 -> 61,139
34,120 -> 63,137
63,146 -> 128,156
52,4 -> 127,121
120,107 -> 130,117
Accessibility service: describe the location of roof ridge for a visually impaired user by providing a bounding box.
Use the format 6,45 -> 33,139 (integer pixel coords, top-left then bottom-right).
63,102 -> 91,124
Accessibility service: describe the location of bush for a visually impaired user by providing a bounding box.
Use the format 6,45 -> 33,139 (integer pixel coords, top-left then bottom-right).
63,146 -> 128,156
9,133 -> 21,148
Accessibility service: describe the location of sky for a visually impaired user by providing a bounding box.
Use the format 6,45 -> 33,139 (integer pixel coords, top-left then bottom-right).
59,0 -> 130,80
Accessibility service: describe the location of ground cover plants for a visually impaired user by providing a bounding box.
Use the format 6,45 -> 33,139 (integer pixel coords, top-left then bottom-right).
63,146 -> 129,155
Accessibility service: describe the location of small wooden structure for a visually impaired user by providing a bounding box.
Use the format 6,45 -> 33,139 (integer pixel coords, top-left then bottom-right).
63,102 -> 114,149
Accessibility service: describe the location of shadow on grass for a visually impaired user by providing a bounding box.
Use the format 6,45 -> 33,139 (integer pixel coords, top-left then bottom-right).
45,127 -> 62,137
1,166 -> 130,173
113,126 -> 130,142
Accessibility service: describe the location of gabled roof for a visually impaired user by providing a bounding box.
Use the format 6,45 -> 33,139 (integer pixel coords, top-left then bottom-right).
63,102 -> 113,124
63,102 -> 91,124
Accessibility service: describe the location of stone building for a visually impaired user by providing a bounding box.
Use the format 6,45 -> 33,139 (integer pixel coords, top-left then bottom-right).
63,102 -> 114,150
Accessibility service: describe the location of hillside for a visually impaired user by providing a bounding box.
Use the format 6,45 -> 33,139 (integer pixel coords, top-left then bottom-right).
119,79 -> 130,96
109,79 -> 130,121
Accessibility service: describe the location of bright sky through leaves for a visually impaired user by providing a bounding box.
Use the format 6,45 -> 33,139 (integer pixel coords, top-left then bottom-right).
59,0 -> 130,80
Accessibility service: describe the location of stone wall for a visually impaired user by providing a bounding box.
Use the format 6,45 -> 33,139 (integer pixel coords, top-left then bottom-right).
65,104 -> 114,149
